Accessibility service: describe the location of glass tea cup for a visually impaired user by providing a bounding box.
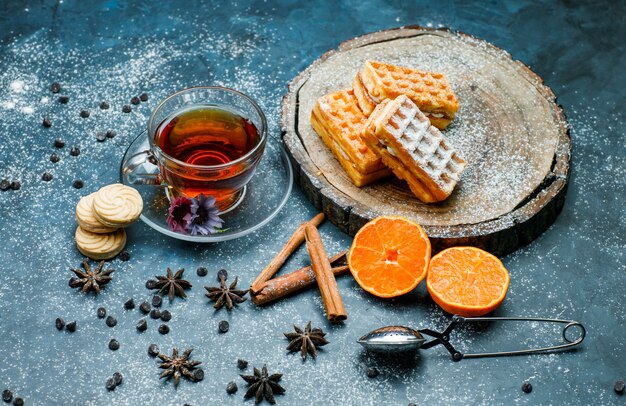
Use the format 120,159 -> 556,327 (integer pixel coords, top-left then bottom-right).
122,86 -> 267,213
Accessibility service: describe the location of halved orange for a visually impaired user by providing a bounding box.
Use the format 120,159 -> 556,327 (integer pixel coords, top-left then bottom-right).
348,216 -> 431,298
427,247 -> 510,317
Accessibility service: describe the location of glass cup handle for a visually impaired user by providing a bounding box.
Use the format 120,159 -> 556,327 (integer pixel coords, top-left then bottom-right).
121,150 -> 162,186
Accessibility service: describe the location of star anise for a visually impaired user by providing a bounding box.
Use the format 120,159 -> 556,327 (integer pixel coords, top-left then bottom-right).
68,260 -> 114,294
284,321 -> 329,360
240,364 -> 285,405
157,347 -> 202,387
150,268 -> 192,302
204,274 -> 249,310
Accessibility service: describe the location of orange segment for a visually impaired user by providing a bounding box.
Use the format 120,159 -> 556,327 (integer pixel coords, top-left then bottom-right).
348,216 -> 431,298
426,247 -> 510,317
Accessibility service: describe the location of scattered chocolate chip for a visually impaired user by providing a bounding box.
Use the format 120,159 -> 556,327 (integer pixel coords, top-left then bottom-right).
51,82 -> 61,93
470,84 -> 478,92
105,377 -> 116,391
113,372 -> 123,386
145,279 -> 157,289
193,368 -> 204,381
54,139 -> 65,148
2,389 -> 12,402
105,130 -> 116,138
139,93 -> 148,102
97,307 -> 106,318
522,382 -> 532,393
130,96 -> 140,105
123,298 -> 135,310
0,180 -> 10,191
226,381 -> 238,394
196,267 -> 208,277
50,153 -> 60,163
108,339 -> 120,351
59,95 -> 70,104
122,105 -> 132,113
99,101 -> 109,110
366,367 -> 379,378
118,251 -> 130,261
408,404 -> 417,406
139,301 -> 151,314
69,147 -> 80,156
12,398 -> 23,406
151,295 -> 162,308
80,110 -> 90,118
9,181 -> 20,191
148,344 -> 159,357
66,321 -> 77,332
55,317 -> 65,330
149,309 -> 161,319
136,319 -> 148,332
42,117 -> 52,128
237,359 -> 248,369
218,320 -> 229,334
72,179 -> 84,189
105,316 -> 117,327
217,269 -> 228,281
615,380 -> 625,394
96,132 -> 106,142
41,172 -> 53,182
158,324 -> 169,334
160,310 -> 171,322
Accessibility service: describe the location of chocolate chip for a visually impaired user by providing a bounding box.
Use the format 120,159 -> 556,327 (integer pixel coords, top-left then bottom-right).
105,130 -> 116,138
97,307 -> 106,318
108,339 -> 120,351
96,132 -> 106,142
145,279 -> 156,289
80,110 -> 90,118
0,180 -> 10,191
408,404 -> 417,406
105,316 -> 117,327
12,397 -> 23,406
218,320 -> 229,333
151,295 -> 162,308
59,95 -> 70,104
118,251 -> 130,261
160,310 -> 171,322
193,368 -> 204,381
105,377 -> 116,391
9,181 -> 20,191
54,139 -> 65,148
237,359 -> 248,369
196,267 -> 208,277
99,101 -> 110,110
136,318 -> 148,332
55,317 -> 65,330
123,298 -> 135,310
113,372 -> 123,386
122,105 -> 132,113
226,381 -> 238,394
66,320 -> 77,332
521,382 -> 532,393
615,380 -> 625,394
2,389 -> 12,402
51,82 -> 61,93
69,147 -> 80,156
130,96 -> 140,105
149,309 -> 161,319
50,153 -> 60,163
217,269 -> 228,281
72,179 -> 84,189
139,301 -> 151,314
42,117 -> 52,128
148,344 -> 159,357
366,367 -> 379,378
41,172 -> 53,182
139,93 -> 148,102
158,324 -> 169,334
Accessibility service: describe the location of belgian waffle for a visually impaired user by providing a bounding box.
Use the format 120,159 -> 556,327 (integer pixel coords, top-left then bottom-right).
361,95 -> 466,202
311,89 -> 391,187
356,60 -> 459,130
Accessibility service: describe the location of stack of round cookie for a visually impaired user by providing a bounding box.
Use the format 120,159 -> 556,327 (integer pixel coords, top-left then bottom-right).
75,184 -> 143,259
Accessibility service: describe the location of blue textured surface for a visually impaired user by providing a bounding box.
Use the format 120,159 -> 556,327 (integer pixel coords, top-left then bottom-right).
0,1 -> 625,405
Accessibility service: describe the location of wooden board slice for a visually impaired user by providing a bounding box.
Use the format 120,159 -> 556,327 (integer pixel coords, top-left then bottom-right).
281,27 -> 570,257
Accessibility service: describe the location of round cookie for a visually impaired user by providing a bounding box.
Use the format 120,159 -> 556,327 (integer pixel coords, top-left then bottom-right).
92,184 -> 143,228
75,226 -> 127,260
76,193 -> 118,234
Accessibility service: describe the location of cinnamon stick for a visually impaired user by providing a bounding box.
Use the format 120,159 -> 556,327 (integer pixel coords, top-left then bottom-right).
250,213 -> 325,294
304,224 -> 347,323
251,251 -> 348,306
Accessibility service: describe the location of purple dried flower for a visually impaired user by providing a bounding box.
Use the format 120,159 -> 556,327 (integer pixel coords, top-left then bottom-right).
167,196 -> 193,234
185,194 -> 224,236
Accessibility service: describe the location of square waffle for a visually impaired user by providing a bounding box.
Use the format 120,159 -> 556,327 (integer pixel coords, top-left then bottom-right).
361,95 -> 466,202
311,89 -> 391,187
356,60 -> 459,130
